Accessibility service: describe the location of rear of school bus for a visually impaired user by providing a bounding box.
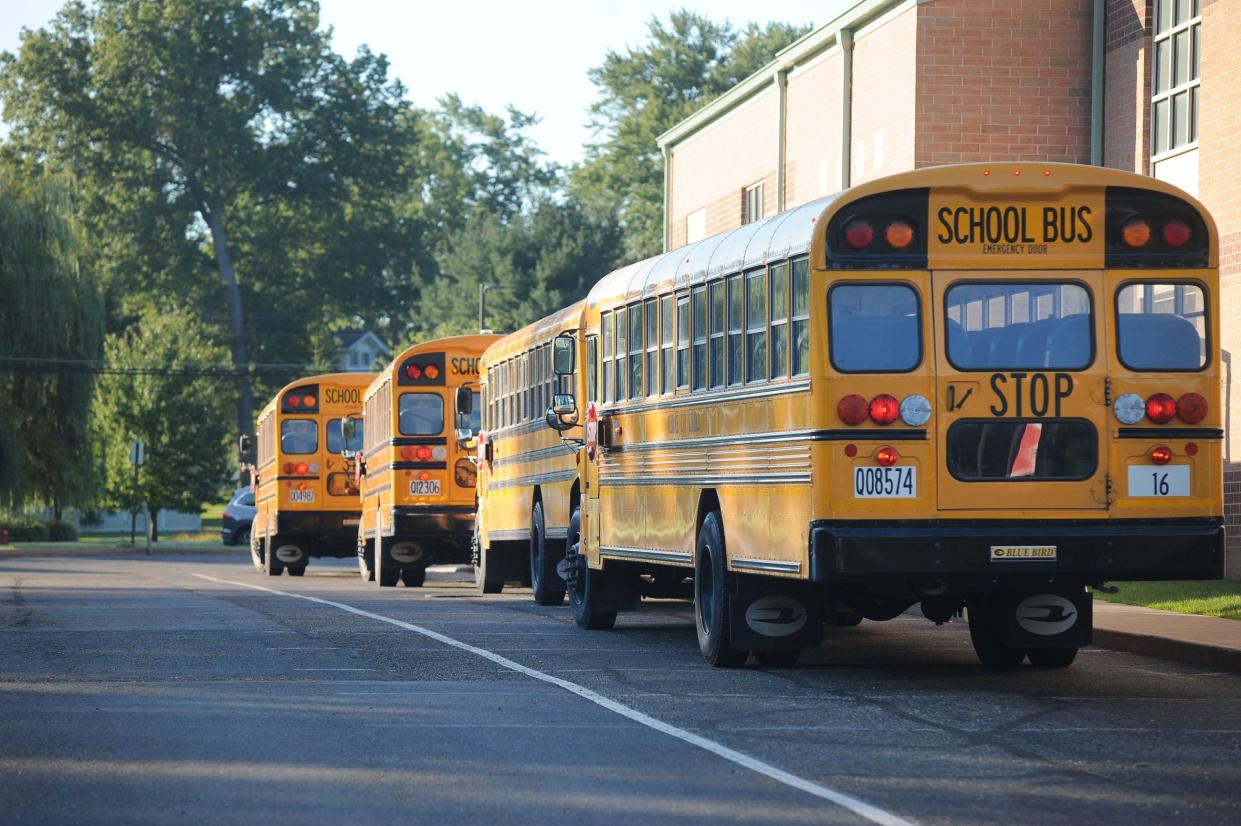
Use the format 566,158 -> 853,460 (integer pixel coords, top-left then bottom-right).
810,162 -> 1222,667
252,373 -> 372,576
357,335 -> 499,588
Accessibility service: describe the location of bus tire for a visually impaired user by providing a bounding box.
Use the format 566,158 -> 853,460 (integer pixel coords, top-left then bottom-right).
474,543 -> 504,594
250,529 -> 264,572
567,507 -> 616,630
401,567 -> 426,588
375,534 -> 398,588
694,510 -> 747,668
357,525 -> 374,582
1027,647 -> 1078,669
287,566 -> 306,577
263,537 -> 283,577
752,649 -> 801,667
967,597 -> 1026,667
530,502 -> 565,606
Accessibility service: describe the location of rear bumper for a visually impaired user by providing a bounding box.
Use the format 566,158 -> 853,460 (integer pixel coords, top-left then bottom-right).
381,506 -> 475,566
274,511 -> 361,558
808,518 -> 1224,583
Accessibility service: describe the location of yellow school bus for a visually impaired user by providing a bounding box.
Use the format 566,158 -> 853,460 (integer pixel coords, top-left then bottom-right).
251,373 -> 373,576
474,302 -> 585,603
357,334 -> 500,587
544,162 -> 1222,668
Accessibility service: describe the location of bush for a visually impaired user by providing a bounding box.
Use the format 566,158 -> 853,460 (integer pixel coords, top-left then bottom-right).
0,517 -> 79,542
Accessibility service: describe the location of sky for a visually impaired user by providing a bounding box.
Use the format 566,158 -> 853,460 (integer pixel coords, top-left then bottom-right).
0,0 -> 842,166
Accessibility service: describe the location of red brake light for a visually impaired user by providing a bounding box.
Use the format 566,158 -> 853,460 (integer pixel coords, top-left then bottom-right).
1150,445 -> 1172,465
415,446 -> 433,462
1145,393 -> 1177,424
294,462 -> 309,475
288,395 -> 301,407
868,394 -> 900,426
838,394 -> 869,426
1122,218 -> 1152,248
875,446 -> 899,467
1161,218 -> 1192,248
844,219 -> 874,249
418,471 -> 432,481
406,364 -> 422,380
1177,392 -> 1207,424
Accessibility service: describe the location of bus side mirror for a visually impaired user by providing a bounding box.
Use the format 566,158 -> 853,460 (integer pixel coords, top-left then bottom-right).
342,417 -> 358,441
552,334 -> 575,376
238,434 -> 253,461
455,386 -> 473,415
545,394 -> 579,432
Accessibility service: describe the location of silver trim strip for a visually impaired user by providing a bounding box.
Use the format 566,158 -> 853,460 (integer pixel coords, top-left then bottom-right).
600,473 -> 811,487
492,443 -> 576,468
489,529 -> 528,543
485,468 -> 577,491
609,428 -> 816,454
602,546 -> 692,564
599,377 -> 809,417
731,557 -> 802,574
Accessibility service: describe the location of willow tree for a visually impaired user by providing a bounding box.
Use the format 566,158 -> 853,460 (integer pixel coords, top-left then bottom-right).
0,172 -> 104,512
0,0 -> 413,440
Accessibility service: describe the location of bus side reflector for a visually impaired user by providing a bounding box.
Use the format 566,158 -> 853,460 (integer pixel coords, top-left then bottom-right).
844,444 -> 858,458
1186,442 -> 1199,456
1145,393 -> 1177,424
1151,445 -> 1172,465
400,446 -> 416,461
876,446 -> 899,467
838,394 -> 868,426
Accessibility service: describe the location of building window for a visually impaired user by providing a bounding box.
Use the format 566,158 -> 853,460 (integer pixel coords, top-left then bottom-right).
742,182 -> 764,225
1152,0 -> 1201,158
686,207 -> 707,244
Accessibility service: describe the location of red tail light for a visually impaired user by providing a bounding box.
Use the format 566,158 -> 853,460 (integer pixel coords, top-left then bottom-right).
405,364 -> 423,380
294,462 -> 309,475
1145,393 -> 1177,424
283,462 -> 294,474
1161,219 -> 1192,248
876,446 -> 899,467
400,446 -> 416,461
1177,392 -> 1207,424
1150,445 -> 1172,465
418,471 -> 432,481
868,394 -> 900,426
288,395 -> 301,407
415,446 -> 433,461
844,219 -> 874,249
838,394 -> 869,426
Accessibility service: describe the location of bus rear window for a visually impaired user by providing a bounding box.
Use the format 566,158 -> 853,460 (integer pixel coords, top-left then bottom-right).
281,420 -> 317,455
1116,282 -> 1206,371
945,282 -> 1091,371
829,284 -> 920,372
399,393 -> 444,435
327,418 -> 363,453
947,420 -> 1097,481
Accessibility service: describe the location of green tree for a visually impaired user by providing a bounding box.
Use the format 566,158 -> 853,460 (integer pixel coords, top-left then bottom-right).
93,307 -> 233,539
0,0 -> 415,439
0,171 -> 104,513
573,12 -> 810,260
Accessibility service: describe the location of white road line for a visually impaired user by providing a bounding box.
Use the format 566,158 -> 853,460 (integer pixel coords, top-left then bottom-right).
192,572 -> 914,826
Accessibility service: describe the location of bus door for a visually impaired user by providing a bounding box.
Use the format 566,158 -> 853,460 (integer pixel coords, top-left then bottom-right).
933,273 -> 1110,511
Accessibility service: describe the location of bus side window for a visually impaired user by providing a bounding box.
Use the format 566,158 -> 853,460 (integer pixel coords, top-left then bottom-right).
629,301 -> 643,400
709,280 -> 725,388
791,258 -> 809,376
601,312 -> 613,403
770,261 -> 789,379
587,335 -> 599,403
692,285 -> 707,391
660,295 -> 674,394
727,274 -> 743,385
645,298 -> 658,396
746,268 -> 767,383
676,293 -> 690,389
616,306 -> 628,403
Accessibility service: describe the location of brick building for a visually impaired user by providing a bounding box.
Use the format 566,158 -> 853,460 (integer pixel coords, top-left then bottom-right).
657,0 -> 1241,573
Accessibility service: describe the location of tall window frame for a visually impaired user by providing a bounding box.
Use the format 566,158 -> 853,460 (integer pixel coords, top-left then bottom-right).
645,298 -> 659,396
628,302 -> 644,400
660,295 -> 674,394
676,292 -> 690,389
709,280 -> 725,388
745,268 -> 768,383
727,274 -> 744,385
615,306 -> 628,403
769,261 -> 789,380
791,257 -> 810,376
742,181 -> 764,225
601,312 -> 614,404
1151,0 -> 1201,160
691,285 -> 708,391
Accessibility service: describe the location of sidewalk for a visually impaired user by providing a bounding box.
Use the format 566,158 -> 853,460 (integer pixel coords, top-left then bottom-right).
1093,600 -> 1241,674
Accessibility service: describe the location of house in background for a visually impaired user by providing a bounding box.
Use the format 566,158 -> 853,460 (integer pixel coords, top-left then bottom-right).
335,330 -> 390,372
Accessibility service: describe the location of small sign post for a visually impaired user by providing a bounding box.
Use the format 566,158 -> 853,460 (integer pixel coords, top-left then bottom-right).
130,440 -> 146,549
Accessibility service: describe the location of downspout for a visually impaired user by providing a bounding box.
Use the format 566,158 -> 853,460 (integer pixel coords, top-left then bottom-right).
662,144 -> 671,252
775,67 -> 789,213
840,28 -> 855,190
1091,0 -> 1104,165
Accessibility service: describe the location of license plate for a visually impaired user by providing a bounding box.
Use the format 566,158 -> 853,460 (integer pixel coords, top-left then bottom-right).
289,489 -> 315,504
991,545 -> 1057,561
853,466 -> 916,498
1127,465 -> 1190,497
410,479 -> 441,496
342,518 -> 360,526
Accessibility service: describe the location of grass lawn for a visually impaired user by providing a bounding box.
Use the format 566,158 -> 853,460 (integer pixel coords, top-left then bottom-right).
1095,580 -> 1241,621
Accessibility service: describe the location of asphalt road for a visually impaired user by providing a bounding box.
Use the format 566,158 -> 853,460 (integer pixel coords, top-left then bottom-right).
2,554 -> 1240,825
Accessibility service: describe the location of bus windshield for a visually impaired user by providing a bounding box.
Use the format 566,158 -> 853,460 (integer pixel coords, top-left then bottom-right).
327,418 -> 364,453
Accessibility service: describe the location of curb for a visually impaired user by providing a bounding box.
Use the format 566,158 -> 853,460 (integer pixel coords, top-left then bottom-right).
0,546 -> 246,559
1092,627 -> 1241,674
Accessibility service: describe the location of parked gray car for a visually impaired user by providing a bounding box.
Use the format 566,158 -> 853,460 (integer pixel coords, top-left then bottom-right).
221,488 -> 255,546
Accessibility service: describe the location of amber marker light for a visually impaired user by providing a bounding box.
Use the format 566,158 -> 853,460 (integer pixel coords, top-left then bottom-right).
1122,218 -> 1152,248
424,364 -> 440,380
876,446 -> 900,467
1150,445 -> 1173,465
885,221 -> 915,249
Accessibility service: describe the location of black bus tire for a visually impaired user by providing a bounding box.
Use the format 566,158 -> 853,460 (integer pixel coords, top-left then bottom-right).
1027,647 -> 1078,668
531,501 -> 566,606
567,507 -> 616,631
401,567 -> 426,588
967,597 -> 1026,667
694,511 -> 747,668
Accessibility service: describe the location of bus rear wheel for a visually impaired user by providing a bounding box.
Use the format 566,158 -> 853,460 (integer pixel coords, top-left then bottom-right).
967,597 -> 1026,667
250,529 -> 264,572
567,507 -> 616,630
357,525 -> 374,582
474,536 -> 504,594
694,510 -> 747,668
1028,647 -> 1078,668
263,537 -> 284,577
401,567 -> 426,588
530,501 -> 566,606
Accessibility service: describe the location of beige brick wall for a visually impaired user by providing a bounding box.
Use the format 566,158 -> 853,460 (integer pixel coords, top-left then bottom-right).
785,50 -> 844,206
667,87 -> 779,248
1103,0 -> 1150,173
914,0 -> 1094,165
1198,0 -> 1241,575
851,7 -> 918,184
